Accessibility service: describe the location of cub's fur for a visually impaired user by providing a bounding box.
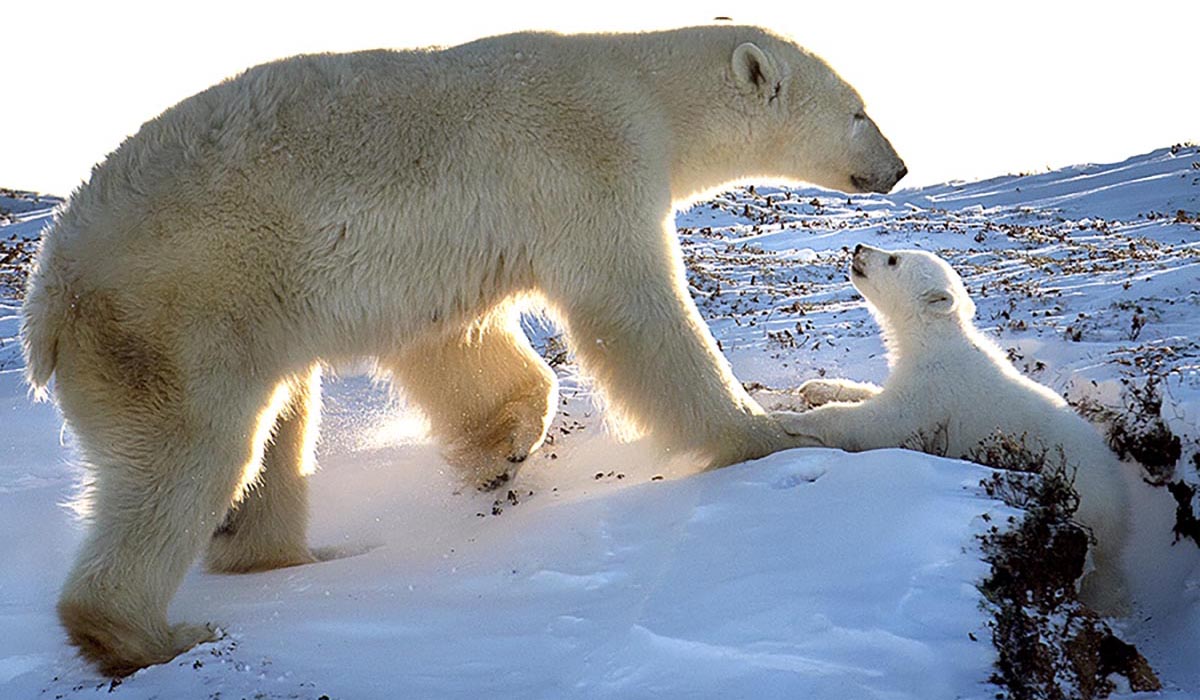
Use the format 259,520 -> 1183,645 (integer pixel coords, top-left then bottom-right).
779,246 -> 1130,612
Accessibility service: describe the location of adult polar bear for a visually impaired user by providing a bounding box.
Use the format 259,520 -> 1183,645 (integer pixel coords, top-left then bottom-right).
777,245 -> 1129,612
23,25 -> 905,674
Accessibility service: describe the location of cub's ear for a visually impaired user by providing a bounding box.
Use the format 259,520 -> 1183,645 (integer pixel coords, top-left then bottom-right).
732,42 -> 779,97
919,288 -> 958,315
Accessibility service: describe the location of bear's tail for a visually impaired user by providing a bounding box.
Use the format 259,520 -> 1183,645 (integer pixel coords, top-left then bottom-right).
21,234 -> 70,400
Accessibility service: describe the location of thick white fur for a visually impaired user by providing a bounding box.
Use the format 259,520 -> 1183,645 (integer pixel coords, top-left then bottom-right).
780,245 -> 1130,612
20,26 -> 904,674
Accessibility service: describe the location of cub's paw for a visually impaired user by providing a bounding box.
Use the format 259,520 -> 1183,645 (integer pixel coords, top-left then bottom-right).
797,378 -> 881,407
748,387 -> 807,412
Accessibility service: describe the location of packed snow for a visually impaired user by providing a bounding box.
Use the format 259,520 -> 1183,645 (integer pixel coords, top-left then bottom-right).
1,146 -> 1197,699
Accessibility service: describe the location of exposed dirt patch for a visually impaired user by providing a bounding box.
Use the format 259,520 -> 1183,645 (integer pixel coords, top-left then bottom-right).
978,461 -> 1160,699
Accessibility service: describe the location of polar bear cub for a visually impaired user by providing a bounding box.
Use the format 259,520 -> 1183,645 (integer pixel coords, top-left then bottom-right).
778,245 -> 1130,611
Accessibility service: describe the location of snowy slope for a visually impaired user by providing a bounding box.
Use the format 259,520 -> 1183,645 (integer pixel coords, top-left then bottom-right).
0,375 -> 1009,700
2,147 -> 1198,699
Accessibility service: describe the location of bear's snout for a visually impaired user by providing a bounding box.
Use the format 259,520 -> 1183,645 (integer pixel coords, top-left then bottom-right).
851,245 -> 869,279
849,163 -> 907,194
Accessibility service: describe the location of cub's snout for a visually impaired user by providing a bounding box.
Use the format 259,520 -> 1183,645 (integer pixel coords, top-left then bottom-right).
850,244 -> 894,281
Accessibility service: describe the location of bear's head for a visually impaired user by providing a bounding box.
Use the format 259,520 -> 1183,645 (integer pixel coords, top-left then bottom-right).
848,244 -> 976,331
722,31 -> 907,194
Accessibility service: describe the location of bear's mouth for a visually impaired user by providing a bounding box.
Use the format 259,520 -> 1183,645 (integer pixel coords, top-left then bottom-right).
851,262 -> 867,279
850,175 -> 872,192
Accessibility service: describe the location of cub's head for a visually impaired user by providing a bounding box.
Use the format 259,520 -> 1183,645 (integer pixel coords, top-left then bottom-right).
848,245 -> 975,328
720,29 -> 907,194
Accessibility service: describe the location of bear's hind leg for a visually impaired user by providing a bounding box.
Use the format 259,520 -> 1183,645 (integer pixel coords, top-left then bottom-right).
207,365 -> 321,573
55,357 -> 284,676
385,314 -> 557,489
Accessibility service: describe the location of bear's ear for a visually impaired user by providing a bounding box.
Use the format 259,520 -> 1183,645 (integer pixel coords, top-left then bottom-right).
731,42 -> 779,97
919,288 -> 958,316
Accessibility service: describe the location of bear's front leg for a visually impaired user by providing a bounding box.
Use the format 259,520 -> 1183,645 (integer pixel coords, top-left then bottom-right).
774,405 -> 846,449
538,216 -> 814,469
386,313 -> 557,490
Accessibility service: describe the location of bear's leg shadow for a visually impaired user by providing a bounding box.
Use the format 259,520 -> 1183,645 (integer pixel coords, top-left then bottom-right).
206,365 -> 321,573
54,347 -> 286,676
383,312 -> 557,489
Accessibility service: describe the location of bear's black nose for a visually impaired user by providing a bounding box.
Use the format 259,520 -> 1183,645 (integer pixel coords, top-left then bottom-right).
853,243 -> 864,255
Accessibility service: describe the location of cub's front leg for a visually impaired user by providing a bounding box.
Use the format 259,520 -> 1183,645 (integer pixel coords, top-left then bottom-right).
777,395 -> 914,453
748,378 -> 882,414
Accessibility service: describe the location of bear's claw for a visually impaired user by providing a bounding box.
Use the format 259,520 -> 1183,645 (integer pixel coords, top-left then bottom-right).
477,471 -> 512,492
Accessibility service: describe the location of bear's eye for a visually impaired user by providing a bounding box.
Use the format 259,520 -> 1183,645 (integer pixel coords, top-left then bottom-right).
887,255 -> 898,266
853,111 -> 867,122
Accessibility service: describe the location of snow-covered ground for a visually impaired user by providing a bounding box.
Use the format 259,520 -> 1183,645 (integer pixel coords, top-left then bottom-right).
1,147 -> 1197,699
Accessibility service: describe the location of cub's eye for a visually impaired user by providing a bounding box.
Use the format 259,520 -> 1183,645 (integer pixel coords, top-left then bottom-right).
853,111 -> 867,122
887,255 -> 898,266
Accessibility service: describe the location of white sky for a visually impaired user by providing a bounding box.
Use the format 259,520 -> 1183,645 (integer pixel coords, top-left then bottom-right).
2,0 -> 1196,196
